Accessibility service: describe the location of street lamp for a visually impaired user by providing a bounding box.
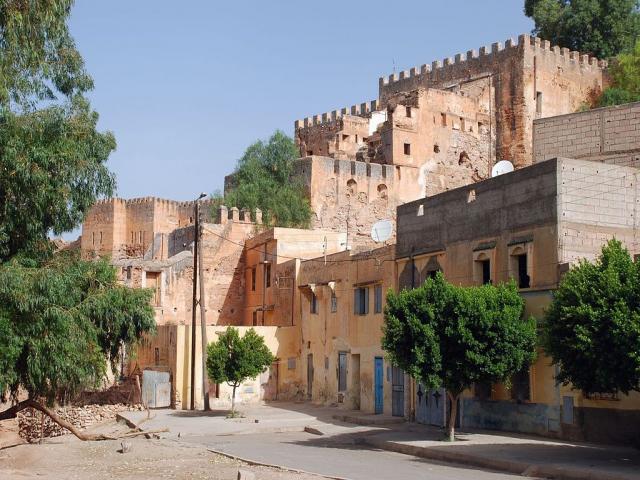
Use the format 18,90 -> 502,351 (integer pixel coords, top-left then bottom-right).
190,193 -> 207,410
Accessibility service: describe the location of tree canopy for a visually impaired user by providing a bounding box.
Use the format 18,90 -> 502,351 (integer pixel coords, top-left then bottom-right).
206,327 -> 275,414
595,39 -> 640,106
524,0 -> 640,59
217,131 -> 312,228
382,274 -> 536,440
0,252 -> 155,405
0,2 -> 156,442
544,239 -> 640,395
0,0 -> 93,110
0,0 -> 116,262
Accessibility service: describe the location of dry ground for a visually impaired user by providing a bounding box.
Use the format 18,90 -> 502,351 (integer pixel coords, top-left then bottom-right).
0,419 -> 323,480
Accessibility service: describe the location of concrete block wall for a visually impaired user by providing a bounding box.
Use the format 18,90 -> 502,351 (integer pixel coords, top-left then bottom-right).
534,102 -> 640,166
557,158 -> 640,263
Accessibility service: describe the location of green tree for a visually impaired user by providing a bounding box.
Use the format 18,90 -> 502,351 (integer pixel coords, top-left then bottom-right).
0,2 -> 156,442
383,274 -> 537,441
525,0 -> 640,59
0,0 -> 116,261
596,39 -> 640,106
218,130 -> 312,228
206,327 -> 275,415
544,239 -> 640,395
0,252 -> 156,438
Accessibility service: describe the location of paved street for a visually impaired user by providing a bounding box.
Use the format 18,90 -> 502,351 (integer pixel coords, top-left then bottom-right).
198,431 -> 529,480
122,405 -> 533,480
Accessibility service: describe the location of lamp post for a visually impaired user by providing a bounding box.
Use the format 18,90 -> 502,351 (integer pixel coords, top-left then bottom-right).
190,193 -> 207,410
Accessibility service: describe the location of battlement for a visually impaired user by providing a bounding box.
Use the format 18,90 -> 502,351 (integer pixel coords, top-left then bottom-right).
294,99 -> 380,130
379,34 -> 607,89
92,196 -> 220,209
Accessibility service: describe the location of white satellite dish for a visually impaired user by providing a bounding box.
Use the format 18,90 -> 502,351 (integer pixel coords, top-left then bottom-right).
491,160 -> 515,177
371,219 -> 393,243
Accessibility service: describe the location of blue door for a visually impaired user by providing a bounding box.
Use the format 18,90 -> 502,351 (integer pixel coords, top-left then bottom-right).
374,357 -> 384,414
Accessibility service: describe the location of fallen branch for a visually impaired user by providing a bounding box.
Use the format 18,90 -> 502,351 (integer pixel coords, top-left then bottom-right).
0,398 -> 167,442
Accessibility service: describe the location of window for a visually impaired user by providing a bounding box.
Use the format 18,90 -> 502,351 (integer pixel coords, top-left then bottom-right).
252,311 -> 258,326
405,106 -> 412,118
338,352 -> 347,392
331,291 -> 338,312
536,91 -> 543,115
251,267 -> 256,291
99,231 -> 103,244
374,284 -> 383,313
441,113 -> 447,126
517,254 -> 530,288
473,250 -> 493,285
92,232 -> 95,246
509,242 -> 532,288
511,366 -> 531,402
146,271 -> 161,306
154,348 -> 160,366
265,263 -> 271,288
354,287 -> 369,315
310,292 -> 318,314
342,134 -> 350,141
403,143 -> 411,155
307,150 -> 313,156
126,266 -> 132,280
287,357 -> 296,370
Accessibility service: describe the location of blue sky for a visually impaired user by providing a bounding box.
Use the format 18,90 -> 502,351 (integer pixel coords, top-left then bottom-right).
69,1 -> 533,202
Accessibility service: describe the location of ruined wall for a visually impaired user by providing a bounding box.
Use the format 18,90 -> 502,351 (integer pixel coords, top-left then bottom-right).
534,101 -> 640,167
380,88 -> 491,196
379,34 -> 607,168
293,156 -> 415,248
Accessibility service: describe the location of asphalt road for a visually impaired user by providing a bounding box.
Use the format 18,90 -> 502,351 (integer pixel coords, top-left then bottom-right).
188,431 -> 534,480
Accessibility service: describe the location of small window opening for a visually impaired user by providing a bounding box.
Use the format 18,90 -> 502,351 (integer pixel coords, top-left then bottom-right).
307,150 -> 313,156
331,291 -> 337,313
265,263 -> 271,288
536,91 -> 543,114
404,143 -> 411,155
434,144 -> 440,153
310,292 -> 318,314
251,267 -> 256,291
405,106 -> 412,118
342,134 -> 350,141
467,189 -> 476,203
441,113 -> 447,126
252,311 -> 258,326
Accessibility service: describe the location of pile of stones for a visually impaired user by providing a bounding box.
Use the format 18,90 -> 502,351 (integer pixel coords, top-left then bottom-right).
17,403 -> 145,443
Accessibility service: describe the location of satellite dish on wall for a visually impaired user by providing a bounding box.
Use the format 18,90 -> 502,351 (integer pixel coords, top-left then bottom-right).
371,219 -> 393,243
491,160 -> 515,177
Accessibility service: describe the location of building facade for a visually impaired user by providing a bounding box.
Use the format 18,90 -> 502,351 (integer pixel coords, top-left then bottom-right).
395,156 -> 640,444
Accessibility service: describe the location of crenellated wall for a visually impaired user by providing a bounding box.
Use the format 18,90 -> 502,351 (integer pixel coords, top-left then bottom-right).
378,34 -> 607,168
82,197 -> 239,260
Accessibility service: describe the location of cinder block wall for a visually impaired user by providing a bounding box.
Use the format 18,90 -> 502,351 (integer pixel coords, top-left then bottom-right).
534,102 -> 640,166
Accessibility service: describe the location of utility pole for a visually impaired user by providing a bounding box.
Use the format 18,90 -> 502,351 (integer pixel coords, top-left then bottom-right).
198,217 -> 209,410
190,193 -> 206,410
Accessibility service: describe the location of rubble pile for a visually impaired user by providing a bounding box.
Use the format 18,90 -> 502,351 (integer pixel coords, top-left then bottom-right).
18,403 -> 145,443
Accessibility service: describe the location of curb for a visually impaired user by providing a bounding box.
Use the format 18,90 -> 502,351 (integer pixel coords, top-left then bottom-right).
363,437 -> 635,480
206,447 -> 351,480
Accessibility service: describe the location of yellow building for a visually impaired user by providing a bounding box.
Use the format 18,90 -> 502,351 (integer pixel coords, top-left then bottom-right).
296,246 -> 403,416
396,157 -> 640,444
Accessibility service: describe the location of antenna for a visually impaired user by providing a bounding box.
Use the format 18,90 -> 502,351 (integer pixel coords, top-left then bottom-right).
491,160 -> 515,177
371,219 -> 393,243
